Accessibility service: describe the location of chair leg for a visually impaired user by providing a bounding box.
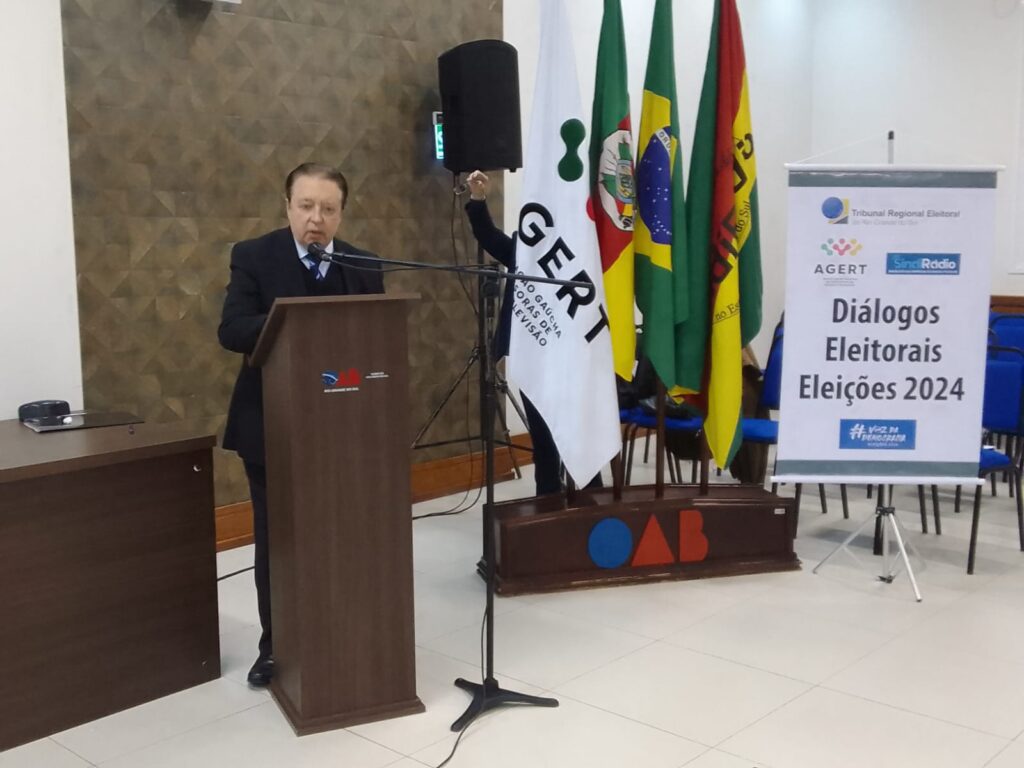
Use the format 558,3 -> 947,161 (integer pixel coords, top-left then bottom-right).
991,474 -> 997,497
931,484 -> 942,536
666,450 -> 678,484
867,484 -> 873,499
643,430 -> 651,463
794,483 -> 803,514
690,460 -> 697,484
917,485 -> 928,533
771,481 -> 778,495
1017,470 -> 1024,552
954,485 -> 962,514
840,484 -> 849,519
968,483 -> 983,575
622,430 -> 630,483
819,484 -> 828,514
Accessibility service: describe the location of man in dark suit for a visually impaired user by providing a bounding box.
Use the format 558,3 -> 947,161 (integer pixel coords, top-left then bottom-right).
218,162 -> 383,687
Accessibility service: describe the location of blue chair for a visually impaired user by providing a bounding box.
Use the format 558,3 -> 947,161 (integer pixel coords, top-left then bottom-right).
620,406 -> 703,484
990,316 -> 1024,356
742,329 -> 847,522
967,356 -> 1024,573
927,345 -> 1024,529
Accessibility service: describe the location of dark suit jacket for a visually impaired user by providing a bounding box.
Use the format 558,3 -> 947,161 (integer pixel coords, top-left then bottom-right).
218,227 -> 384,465
465,198 -> 516,359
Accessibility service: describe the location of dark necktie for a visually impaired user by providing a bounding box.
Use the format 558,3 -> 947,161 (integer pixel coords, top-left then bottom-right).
304,256 -> 324,281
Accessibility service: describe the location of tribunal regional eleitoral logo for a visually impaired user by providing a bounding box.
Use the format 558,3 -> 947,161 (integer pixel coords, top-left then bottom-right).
822,196 -> 850,224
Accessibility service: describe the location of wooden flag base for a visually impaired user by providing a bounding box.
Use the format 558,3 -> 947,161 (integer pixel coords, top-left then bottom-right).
491,484 -> 798,596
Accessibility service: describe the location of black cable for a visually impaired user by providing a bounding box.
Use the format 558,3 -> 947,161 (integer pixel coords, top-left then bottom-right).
412,371 -> 485,520
451,176 -> 479,314
432,606 -> 488,768
217,565 -> 253,582
434,713 -> 476,768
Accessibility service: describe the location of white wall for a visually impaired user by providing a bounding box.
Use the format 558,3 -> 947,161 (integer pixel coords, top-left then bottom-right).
0,2 -> 82,418
809,0 -> 1024,292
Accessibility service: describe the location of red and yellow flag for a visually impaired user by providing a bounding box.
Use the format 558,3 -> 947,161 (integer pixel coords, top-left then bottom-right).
687,0 -> 763,468
590,0 -> 636,380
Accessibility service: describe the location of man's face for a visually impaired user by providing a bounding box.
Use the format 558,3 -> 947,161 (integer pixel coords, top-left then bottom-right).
286,174 -> 344,247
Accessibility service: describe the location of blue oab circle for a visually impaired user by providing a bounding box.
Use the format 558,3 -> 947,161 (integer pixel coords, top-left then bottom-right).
588,518 -> 633,569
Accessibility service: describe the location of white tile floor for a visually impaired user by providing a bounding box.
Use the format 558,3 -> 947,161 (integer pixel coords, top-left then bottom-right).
7,458 -> 1024,767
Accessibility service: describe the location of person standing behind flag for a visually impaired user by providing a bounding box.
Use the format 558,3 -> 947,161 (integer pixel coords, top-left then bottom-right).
463,169 -> 601,495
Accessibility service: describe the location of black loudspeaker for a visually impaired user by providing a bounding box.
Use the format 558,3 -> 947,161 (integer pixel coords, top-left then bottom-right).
438,40 -> 522,174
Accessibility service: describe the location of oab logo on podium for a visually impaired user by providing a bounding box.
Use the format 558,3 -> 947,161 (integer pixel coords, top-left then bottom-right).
321,368 -> 390,394
322,369 -> 361,393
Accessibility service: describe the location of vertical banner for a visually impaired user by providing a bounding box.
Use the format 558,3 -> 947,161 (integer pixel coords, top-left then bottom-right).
775,167 -> 997,483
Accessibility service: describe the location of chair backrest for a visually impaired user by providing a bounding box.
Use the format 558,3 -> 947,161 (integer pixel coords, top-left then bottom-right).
991,312 -> 1024,327
760,331 -> 784,411
988,343 -> 1024,363
991,316 -> 1024,350
983,355 -> 1024,435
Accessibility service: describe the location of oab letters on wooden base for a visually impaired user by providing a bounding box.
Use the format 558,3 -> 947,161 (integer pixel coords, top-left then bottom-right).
492,484 -> 799,596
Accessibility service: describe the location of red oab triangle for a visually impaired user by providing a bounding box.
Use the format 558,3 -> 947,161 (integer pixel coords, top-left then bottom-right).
631,514 -> 675,566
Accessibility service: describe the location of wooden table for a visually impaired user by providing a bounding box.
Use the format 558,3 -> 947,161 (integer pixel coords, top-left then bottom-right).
0,419 -> 221,751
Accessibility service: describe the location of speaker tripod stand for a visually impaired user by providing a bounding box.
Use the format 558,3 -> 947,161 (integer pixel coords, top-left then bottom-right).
410,342 -> 529,478
410,242 -> 529,481
813,485 -> 923,602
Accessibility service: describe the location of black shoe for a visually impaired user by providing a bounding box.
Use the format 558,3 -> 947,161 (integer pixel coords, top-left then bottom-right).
247,655 -> 274,687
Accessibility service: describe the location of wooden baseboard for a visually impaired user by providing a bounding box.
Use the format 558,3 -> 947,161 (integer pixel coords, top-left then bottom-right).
215,501 -> 256,551
215,433 -> 534,552
992,295 -> 1024,314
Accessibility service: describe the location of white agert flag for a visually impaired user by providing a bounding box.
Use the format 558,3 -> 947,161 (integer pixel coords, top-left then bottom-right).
507,0 -> 621,484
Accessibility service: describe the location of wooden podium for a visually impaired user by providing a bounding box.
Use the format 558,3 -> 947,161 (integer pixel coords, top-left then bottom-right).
250,293 -> 424,734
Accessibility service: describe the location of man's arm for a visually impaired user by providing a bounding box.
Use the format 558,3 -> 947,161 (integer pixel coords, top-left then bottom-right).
218,242 -> 268,355
465,198 -> 515,269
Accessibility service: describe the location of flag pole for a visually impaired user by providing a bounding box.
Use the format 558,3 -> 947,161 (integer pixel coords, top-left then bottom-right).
699,433 -> 711,495
655,380 -> 666,498
610,452 -> 624,501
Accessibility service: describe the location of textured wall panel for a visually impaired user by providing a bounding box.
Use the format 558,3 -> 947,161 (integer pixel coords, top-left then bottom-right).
62,0 -> 506,504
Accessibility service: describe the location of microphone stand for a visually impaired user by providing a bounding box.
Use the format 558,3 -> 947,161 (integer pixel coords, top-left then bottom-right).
313,248 -> 581,730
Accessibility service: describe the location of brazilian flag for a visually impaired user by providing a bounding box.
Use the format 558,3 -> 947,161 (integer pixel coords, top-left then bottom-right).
634,0 -> 692,392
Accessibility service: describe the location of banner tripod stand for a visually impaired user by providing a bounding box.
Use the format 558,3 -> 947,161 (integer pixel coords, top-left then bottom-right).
813,484 -> 923,602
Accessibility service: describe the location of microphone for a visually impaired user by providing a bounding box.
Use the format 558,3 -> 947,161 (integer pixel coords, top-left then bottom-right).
453,182 -> 469,195
307,242 -> 332,261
